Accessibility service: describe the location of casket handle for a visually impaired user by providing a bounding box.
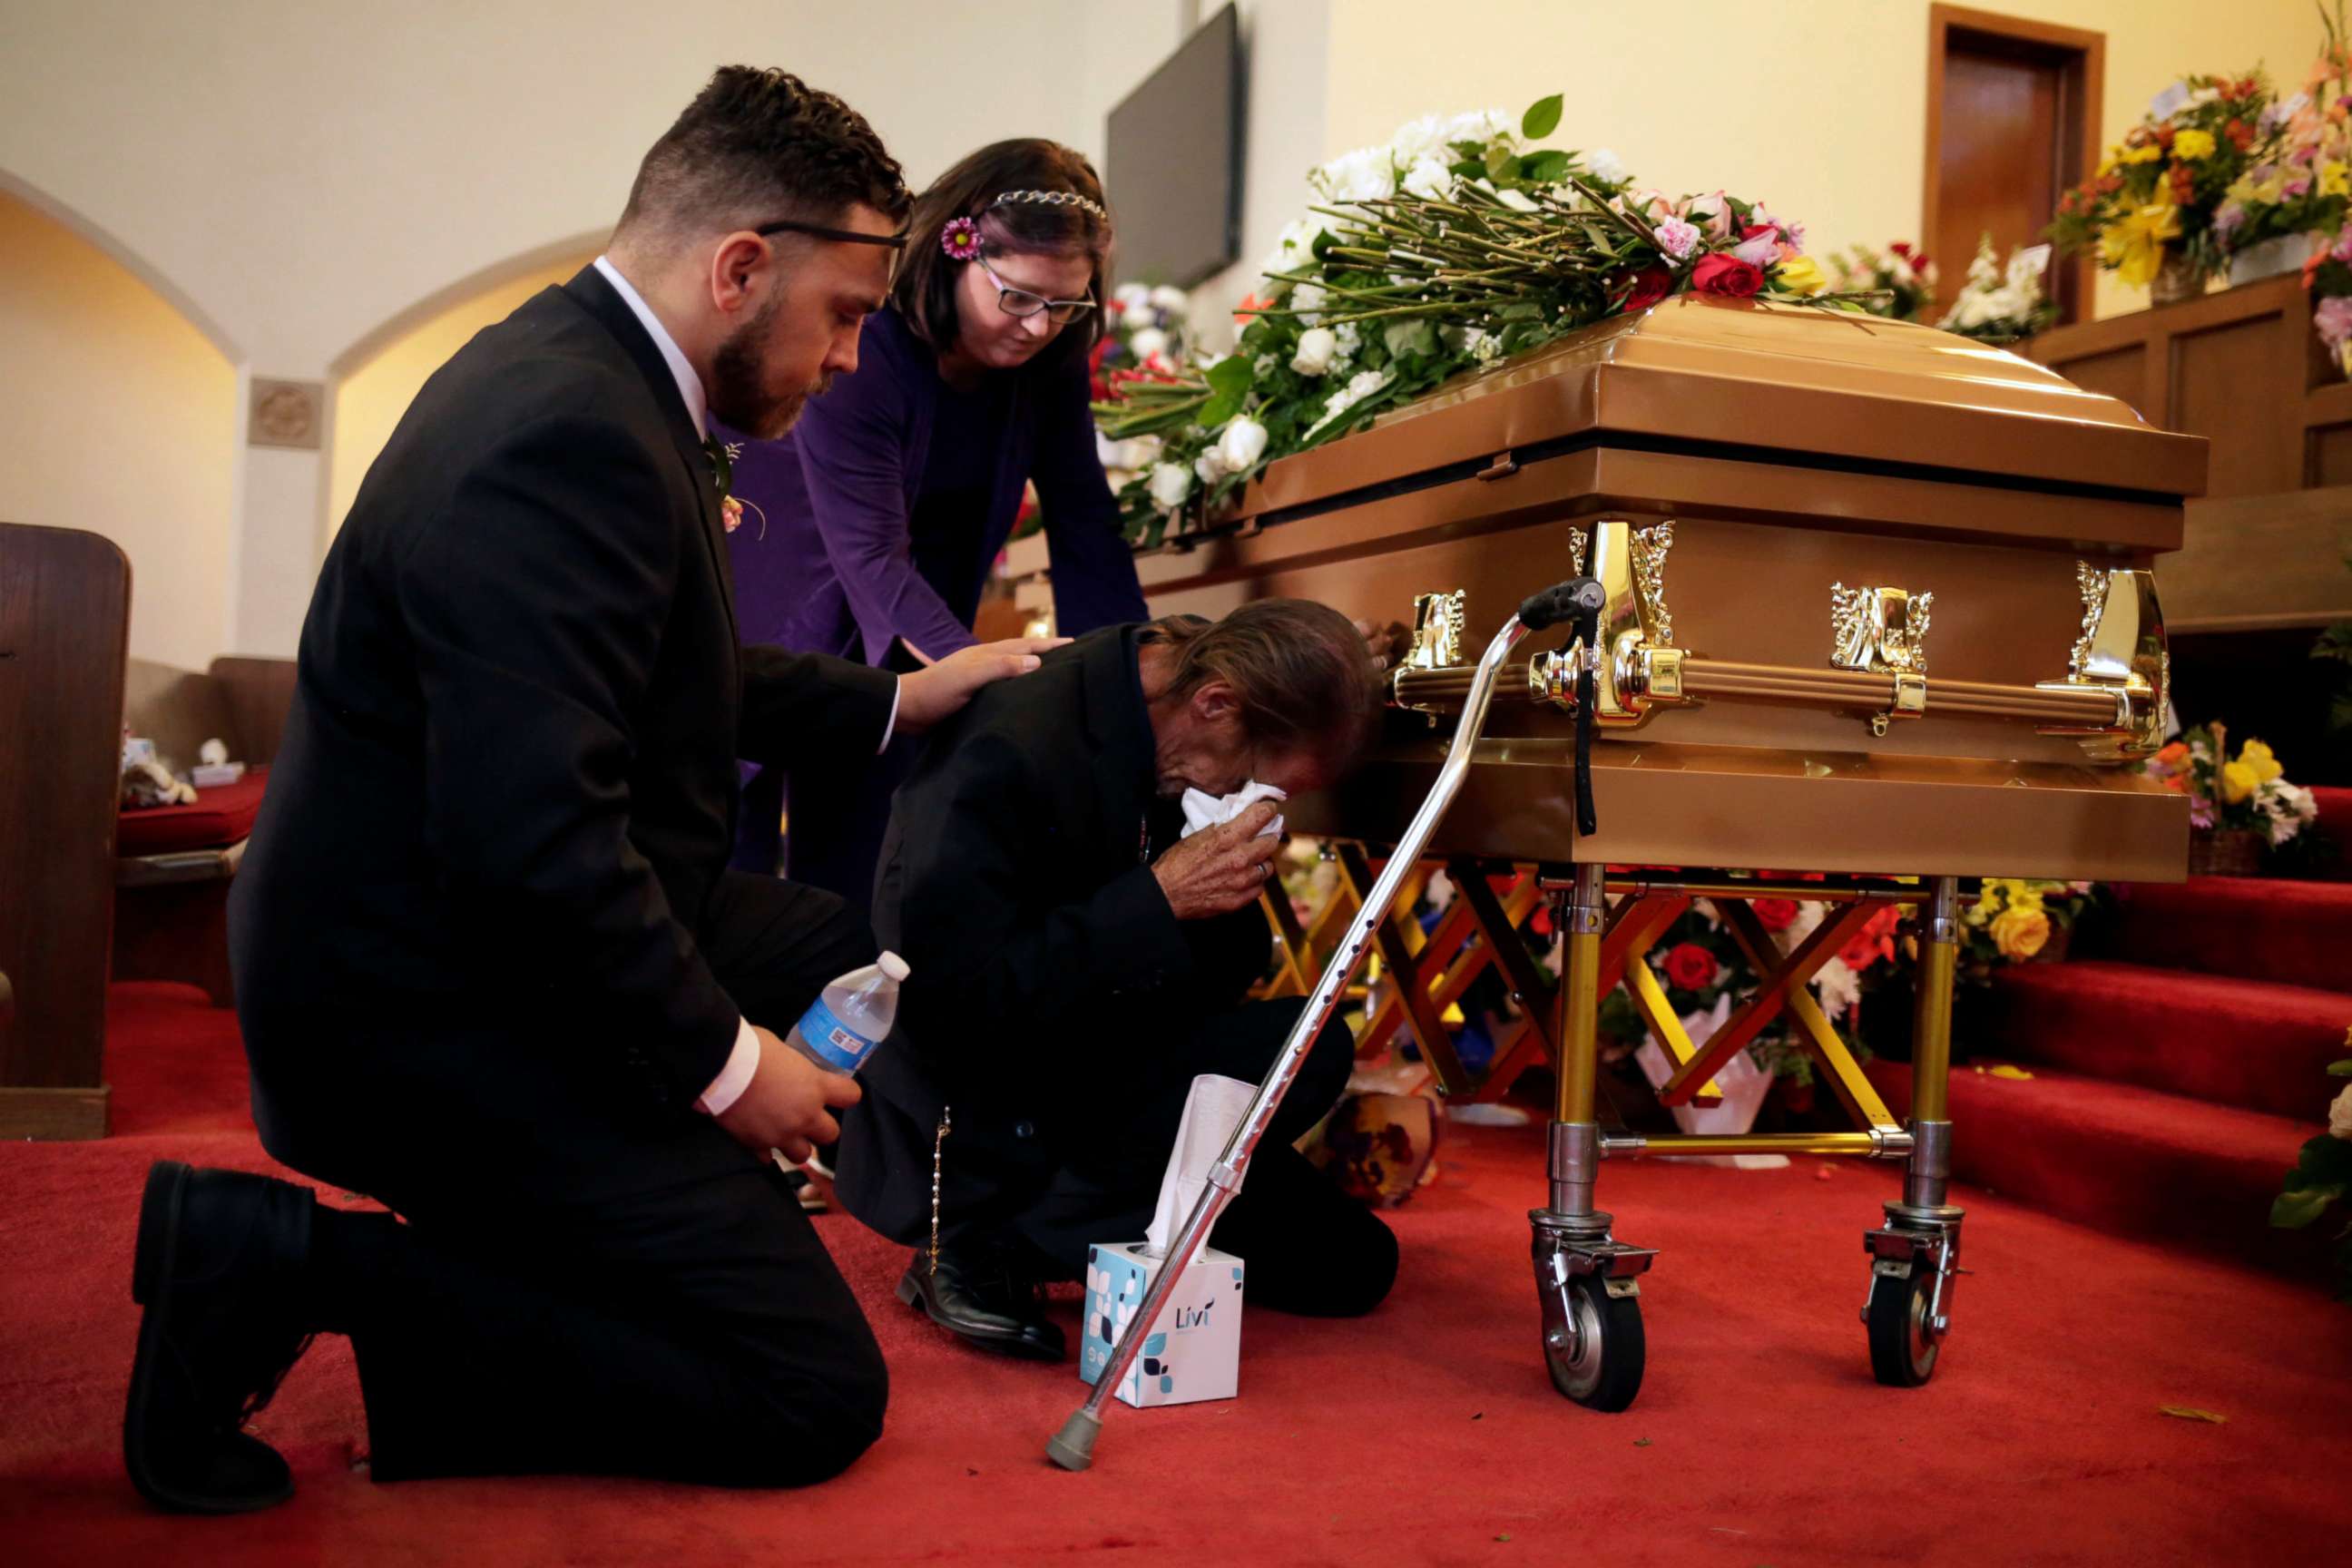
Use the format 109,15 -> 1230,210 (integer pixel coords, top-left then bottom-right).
1475,452 -> 1520,482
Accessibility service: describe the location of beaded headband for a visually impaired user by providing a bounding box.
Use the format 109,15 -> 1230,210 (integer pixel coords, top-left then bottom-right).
989,188 -> 1110,223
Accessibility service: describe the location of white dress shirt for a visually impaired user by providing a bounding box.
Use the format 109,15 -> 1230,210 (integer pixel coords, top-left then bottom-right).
590,255 -> 896,1117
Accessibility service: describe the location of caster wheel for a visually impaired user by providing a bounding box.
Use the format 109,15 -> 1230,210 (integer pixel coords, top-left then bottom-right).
1867,1267 -> 1941,1387
1544,1275 -> 1645,1411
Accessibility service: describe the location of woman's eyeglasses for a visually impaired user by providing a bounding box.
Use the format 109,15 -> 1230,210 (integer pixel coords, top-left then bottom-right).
977,256 -> 1094,326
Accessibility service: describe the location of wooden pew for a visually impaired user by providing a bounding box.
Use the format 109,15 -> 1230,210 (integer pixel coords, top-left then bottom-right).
0,523 -> 131,1139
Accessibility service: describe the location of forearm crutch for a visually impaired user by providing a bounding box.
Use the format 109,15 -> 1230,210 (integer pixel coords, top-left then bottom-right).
1047,576 -> 1605,1472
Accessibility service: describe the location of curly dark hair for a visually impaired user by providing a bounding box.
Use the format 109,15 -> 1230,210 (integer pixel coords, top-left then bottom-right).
617,66 -> 909,245
891,138 -> 1112,373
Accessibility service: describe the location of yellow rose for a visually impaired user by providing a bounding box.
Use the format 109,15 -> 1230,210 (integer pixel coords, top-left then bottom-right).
1989,904 -> 2051,962
1773,254 -> 1828,297
2220,760 -> 2259,804
2239,740 -> 2282,783
2171,129 -> 2216,162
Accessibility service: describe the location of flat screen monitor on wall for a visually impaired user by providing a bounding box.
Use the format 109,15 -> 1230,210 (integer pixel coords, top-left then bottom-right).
1104,4 -> 1242,289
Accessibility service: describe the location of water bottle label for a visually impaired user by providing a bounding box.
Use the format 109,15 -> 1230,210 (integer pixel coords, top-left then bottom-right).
798,996 -> 877,1073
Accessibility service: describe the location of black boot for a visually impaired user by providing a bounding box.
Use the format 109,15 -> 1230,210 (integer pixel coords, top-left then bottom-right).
123,1161 -> 320,1513
896,1240 -> 1065,1362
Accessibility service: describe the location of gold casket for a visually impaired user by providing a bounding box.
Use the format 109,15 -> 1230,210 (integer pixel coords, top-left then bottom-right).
1023,297 -> 2203,1410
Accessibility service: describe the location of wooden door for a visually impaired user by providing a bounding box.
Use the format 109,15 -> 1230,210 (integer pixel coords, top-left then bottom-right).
1925,6 -> 2102,326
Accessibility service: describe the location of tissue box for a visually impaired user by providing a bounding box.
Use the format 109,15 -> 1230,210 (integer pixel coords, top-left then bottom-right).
1080,1240 -> 1243,1408
191,761 -> 246,788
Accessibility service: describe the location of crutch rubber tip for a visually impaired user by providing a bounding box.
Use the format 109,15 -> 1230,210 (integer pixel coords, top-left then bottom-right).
1046,1408 -> 1101,1472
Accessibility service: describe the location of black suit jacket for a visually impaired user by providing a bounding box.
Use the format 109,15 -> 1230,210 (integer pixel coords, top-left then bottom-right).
834,625 -> 1269,1240
230,266 -> 895,1186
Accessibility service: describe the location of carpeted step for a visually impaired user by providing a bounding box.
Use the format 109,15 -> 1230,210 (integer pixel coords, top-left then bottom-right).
2097,875 -> 2352,992
1867,1060 -> 2329,1278
1985,960 -> 2352,1121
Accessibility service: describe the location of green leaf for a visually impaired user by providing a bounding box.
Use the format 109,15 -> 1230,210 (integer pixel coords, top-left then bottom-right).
1485,144 -> 1521,184
1204,356 -> 1255,398
2272,1182 -> 2345,1230
2328,1060 -> 2352,1077
1521,150 -> 1571,185
1522,93 -> 1563,141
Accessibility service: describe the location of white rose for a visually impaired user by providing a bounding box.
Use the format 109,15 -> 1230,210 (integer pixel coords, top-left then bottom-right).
1114,281 -> 1151,309
1150,285 -> 1190,316
1444,109 -> 1513,148
1095,430 -> 1122,467
1128,327 -> 1169,362
1588,147 -> 1627,185
1315,145 -> 1397,203
1290,326 -> 1338,376
1217,416 -> 1269,473
1148,462 -> 1194,511
1117,436 -> 1161,470
1121,299 -> 1155,329
2331,1083 -> 2352,1141
1194,450 -> 1226,485
1402,154 -> 1453,201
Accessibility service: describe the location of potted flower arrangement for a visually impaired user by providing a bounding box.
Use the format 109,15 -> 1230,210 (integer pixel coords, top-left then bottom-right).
1937,234 -> 2059,342
2141,722 -> 2320,874
1593,896 -> 1898,1121
2217,3 -> 2352,284
1824,241 -> 1938,321
2048,73 -> 2290,304
1093,93 -> 1855,544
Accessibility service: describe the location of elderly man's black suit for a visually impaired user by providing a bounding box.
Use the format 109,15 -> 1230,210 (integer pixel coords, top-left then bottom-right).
835,626 -> 1396,1341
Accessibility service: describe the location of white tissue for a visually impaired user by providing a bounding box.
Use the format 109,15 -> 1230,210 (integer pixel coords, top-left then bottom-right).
198,738 -> 228,766
1142,1073 -> 1258,1257
1178,779 -> 1287,840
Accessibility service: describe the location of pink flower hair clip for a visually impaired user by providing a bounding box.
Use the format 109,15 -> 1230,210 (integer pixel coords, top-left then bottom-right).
940,217 -> 982,261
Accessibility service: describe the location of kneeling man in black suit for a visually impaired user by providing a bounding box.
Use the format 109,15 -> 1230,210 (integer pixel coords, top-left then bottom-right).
122,68 -> 1059,1512
836,601 -> 1400,1359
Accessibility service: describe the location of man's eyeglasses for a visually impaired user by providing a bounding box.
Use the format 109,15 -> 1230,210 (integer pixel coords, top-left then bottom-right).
977,256 -> 1095,326
754,217 -> 909,250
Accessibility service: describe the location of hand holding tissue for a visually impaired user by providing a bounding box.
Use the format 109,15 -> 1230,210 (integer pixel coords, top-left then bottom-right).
1178,780 -> 1286,841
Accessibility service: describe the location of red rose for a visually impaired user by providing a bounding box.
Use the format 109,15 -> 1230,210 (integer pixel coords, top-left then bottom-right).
1690,254 -> 1763,298
1621,265 -> 1673,312
1662,942 -> 1718,991
1752,897 -> 1800,933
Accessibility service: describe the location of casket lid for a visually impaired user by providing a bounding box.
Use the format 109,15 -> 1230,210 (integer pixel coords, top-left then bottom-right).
1239,296 -> 2207,521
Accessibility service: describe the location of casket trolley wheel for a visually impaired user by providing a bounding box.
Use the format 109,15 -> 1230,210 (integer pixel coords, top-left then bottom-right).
1543,1274 -> 1645,1412
1865,1265 -> 1941,1387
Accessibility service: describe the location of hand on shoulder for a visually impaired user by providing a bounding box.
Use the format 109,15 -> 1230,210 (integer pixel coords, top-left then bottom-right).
894,637 -> 1071,734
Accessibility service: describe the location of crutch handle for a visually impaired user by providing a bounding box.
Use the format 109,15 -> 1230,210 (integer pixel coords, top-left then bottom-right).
1517,577 -> 1606,632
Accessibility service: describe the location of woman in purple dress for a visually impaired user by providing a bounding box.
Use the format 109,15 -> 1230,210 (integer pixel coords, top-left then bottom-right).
718,139 -> 1145,906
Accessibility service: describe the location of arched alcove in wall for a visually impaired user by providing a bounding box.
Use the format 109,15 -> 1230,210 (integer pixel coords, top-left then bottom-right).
0,172 -> 240,671
327,233 -> 604,533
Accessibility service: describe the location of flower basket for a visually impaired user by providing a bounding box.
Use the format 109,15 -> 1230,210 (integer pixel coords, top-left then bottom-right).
2190,826 -> 2269,876
2151,248 -> 2208,304
2227,232 -> 2314,284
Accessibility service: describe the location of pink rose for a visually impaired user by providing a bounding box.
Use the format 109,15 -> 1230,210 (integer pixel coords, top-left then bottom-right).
1732,222 -> 1781,267
720,495 -> 744,534
1690,254 -> 1764,298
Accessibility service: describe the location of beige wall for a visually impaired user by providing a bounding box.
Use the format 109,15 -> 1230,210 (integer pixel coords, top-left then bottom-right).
328,251 -> 598,533
0,190 -> 236,672
1325,0 -> 2320,322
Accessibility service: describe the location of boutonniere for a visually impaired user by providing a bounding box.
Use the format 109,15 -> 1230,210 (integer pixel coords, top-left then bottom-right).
701,436 -> 762,536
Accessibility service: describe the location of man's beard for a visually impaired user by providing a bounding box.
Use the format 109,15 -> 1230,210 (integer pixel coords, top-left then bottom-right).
709,295 -> 830,440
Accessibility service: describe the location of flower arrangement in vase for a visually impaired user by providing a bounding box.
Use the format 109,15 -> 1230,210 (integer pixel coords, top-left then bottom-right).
1824,241 -> 1938,322
2141,722 -> 2318,874
2215,2 -> 2352,283
1937,234 -> 2059,342
2049,73 -> 2290,303
1093,93 -> 1857,544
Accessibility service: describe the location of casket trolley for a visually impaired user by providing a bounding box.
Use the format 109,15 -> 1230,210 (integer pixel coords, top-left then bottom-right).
1041,298 -> 2200,1467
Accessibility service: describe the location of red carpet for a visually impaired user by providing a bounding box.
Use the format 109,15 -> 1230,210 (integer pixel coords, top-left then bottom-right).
5,984 -> 2351,1566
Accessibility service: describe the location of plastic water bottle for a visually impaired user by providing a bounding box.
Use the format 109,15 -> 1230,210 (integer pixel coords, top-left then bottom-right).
783,952 -> 908,1075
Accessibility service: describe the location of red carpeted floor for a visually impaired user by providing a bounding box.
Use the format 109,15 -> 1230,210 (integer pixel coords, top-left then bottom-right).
5,984 -> 2351,1567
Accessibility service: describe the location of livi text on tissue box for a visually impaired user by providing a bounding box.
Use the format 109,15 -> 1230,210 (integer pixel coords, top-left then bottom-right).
1079,1240 -> 1243,1408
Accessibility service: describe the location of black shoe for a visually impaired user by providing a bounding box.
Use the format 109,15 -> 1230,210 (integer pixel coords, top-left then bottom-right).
123,1161 -> 318,1513
895,1241 -> 1065,1362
